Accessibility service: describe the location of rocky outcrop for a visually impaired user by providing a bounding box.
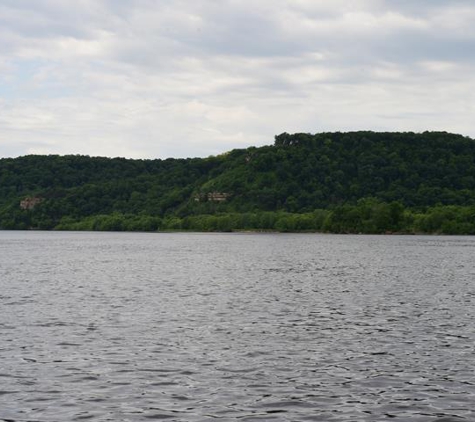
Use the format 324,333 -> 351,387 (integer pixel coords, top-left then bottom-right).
194,192 -> 230,202
20,196 -> 43,210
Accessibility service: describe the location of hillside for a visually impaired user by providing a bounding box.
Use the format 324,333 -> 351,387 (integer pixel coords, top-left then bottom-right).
2,131 -> 475,233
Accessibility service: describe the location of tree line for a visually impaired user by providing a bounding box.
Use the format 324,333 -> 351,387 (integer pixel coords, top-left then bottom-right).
27,201 -> 475,235
1,131 -> 475,234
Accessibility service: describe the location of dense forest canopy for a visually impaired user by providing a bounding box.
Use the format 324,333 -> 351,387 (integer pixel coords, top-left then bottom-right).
1,131 -> 475,233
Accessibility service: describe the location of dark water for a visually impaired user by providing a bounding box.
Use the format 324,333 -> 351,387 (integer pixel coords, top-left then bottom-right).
1,231 -> 475,421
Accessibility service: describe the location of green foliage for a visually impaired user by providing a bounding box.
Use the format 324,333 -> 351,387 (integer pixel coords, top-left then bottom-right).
410,206 -> 475,234
55,214 -> 162,232
1,131 -> 475,233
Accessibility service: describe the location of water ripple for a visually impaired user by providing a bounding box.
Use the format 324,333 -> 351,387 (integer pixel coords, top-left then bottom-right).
1,232 -> 475,421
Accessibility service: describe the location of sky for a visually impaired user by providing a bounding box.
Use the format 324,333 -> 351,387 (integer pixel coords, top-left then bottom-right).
0,0 -> 474,159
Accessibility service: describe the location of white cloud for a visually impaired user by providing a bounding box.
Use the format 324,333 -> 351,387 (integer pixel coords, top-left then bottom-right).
0,0 -> 474,159
430,5 -> 475,39
280,10 -> 428,38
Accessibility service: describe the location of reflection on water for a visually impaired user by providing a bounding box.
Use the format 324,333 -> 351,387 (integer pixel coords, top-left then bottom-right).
1,232 -> 475,421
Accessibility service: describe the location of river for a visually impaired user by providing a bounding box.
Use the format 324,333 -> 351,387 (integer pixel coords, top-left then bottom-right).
1,231 -> 474,421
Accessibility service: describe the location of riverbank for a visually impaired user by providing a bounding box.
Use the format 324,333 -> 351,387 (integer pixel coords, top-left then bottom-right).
27,204 -> 475,235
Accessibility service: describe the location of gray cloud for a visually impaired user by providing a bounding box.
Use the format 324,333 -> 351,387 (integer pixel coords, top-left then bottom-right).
0,0 -> 474,158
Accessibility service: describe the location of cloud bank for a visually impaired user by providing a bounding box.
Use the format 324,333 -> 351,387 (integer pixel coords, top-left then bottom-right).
1,0 -> 474,158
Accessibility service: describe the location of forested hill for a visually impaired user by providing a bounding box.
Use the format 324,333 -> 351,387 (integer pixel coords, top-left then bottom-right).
2,131 -> 475,233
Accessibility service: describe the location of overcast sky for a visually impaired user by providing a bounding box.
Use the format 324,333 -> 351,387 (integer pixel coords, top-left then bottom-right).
1,0 -> 474,159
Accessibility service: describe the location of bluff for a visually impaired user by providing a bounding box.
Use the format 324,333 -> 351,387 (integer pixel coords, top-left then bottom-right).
1,131 -> 475,233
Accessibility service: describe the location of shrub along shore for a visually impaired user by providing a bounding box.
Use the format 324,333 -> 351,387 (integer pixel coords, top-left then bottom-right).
53,203 -> 475,235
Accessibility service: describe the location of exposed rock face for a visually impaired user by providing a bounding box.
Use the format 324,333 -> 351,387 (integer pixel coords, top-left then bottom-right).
20,196 -> 43,210
206,192 -> 229,202
194,192 -> 230,202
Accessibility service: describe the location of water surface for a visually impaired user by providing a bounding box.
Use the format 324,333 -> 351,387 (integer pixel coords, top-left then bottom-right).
1,231 -> 474,421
